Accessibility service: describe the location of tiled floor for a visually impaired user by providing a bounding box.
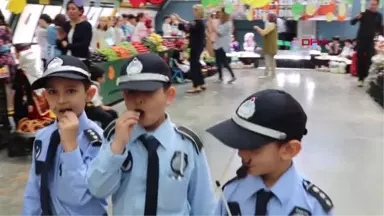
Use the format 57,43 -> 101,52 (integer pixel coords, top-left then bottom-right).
1,68 -> 383,215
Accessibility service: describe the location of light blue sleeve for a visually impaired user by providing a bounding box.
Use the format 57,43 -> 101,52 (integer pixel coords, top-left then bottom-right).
56,143 -> 102,205
188,150 -> 217,216
214,200 -> 223,216
22,147 -> 41,215
87,139 -> 127,198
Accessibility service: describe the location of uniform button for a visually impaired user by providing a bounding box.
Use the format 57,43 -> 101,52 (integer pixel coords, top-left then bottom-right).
325,199 -> 332,206
319,192 -> 326,199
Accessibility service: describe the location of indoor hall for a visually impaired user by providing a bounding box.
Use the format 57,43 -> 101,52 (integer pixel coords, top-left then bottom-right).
0,68 -> 383,215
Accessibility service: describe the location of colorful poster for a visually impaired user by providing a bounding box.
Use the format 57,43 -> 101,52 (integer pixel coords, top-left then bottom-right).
232,0 -> 352,20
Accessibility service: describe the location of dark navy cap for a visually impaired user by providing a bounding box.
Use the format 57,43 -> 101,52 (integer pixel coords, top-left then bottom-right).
206,89 -> 308,150
32,55 -> 91,90
115,53 -> 171,92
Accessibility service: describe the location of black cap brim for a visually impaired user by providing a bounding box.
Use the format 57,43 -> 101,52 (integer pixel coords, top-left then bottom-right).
31,72 -> 89,90
206,118 -> 277,150
110,80 -> 165,94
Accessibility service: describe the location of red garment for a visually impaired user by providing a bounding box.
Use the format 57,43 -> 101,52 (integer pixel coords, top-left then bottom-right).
145,19 -> 152,29
350,52 -> 358,76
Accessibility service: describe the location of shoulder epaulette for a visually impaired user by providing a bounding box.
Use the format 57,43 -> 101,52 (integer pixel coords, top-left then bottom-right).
84,129 -> 102,146
302,179 -> 333,213
104,120 -> 116,142
175,125 -> 203,154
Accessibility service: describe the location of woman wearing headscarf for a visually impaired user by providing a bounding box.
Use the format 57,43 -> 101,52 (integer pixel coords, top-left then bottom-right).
254,13 -> 278,78
57,0 -> 92,66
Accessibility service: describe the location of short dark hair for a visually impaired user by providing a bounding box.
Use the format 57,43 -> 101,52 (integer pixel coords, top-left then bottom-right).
163,82 -> 171,90
53,14 -> 67,27
344,39 -> 352,43
128,14 -> 136,20
40,14 -> 53,24
163,15 -> 170,21
136,13 -> 144,22
14,43 -> 31,53
89,64 -> 105,81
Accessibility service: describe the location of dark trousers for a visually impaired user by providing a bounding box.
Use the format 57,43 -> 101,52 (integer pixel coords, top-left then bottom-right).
85,105 -> 118,129
190,48 -> 205,88
356,39 -> 374,81
214,48 -> 235,80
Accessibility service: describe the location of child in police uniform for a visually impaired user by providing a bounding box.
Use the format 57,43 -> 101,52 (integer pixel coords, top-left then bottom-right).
22,55 -> 108,216
207,89 -> 334,216
87,53 -> 216,215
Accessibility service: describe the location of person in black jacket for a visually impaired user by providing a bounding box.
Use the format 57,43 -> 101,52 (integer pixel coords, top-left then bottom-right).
57,0 -> 92,67
351,0 -> 382,87
173,4 -> 206,94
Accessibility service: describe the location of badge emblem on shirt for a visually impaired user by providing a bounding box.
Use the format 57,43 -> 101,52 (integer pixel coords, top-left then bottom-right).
170,151 -> 188,178
289,207 -> 312,216
34,140 -> 42,159
237,97 -> 256,119
126,57 -> 143,76
121,151 -> 133,172
47,57 -> 63,70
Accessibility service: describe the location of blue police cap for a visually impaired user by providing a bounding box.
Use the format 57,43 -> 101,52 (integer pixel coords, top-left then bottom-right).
207,89 -> 308,150
115,53 -> 171,92
31,55 -> 91,90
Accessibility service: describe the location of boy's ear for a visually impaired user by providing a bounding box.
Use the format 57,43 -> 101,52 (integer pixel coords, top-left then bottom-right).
280,140 -> 301,160
166,86 -> 176,106
86,85 -> 97,102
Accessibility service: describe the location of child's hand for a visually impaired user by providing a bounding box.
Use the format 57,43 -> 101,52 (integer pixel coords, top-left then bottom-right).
102,105 -> 111,111
62,41 -> 68,48
103,105 -> 112,111
58,111 -> 79,152
111,111 -> 140,154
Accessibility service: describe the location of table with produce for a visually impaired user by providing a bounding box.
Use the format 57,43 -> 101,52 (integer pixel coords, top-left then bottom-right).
89,33 -> 182,105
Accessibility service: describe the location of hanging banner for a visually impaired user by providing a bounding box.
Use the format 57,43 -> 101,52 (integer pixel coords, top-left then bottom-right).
234,0 -> 352,20
39,0 -> 50,4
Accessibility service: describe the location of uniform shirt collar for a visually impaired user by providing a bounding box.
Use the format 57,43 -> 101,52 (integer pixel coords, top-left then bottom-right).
129,113 -> 173,150
53,111 -> 89,135
240,163 -> 300,205
269,163 -> 301,204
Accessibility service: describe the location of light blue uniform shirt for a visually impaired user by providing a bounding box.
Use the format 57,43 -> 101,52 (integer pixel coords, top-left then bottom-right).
87,115 -> 217,215
215,164 -> 334,216
22,112 -> 108,216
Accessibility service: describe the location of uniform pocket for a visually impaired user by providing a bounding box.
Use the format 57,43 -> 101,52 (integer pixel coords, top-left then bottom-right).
158,175 -> 188,211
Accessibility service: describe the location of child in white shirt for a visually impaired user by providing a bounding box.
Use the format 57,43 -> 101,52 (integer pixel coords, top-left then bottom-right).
85,64 -> 118,129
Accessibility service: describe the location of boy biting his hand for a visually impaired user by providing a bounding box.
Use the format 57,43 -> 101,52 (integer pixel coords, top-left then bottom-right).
22,56 -> 108,216
87,53 -> 216,215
